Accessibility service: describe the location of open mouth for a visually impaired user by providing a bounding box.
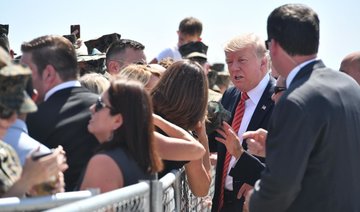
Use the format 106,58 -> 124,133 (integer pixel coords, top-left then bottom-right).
234,76 -> 244,80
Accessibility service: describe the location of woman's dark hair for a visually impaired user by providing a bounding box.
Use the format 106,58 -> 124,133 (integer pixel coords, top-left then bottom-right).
151,60 -> 208,130
100,79 -> 162,173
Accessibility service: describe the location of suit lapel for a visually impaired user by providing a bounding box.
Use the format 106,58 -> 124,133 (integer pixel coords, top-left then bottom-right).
246,77 -> 275,132
242,78 -> 275,149
221,87 -> 241,126
229,92 -> 241,125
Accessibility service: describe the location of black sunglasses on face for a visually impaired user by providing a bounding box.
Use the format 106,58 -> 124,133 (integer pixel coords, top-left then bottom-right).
265,39 -> 271,50
274,86 -> 286,94
95,97 -> 113,112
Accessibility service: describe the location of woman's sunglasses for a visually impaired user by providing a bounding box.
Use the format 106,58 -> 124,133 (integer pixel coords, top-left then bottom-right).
95,97 -> 113,112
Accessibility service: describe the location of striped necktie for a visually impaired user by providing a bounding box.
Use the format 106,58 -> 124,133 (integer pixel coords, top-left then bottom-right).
218,92 -> 249,211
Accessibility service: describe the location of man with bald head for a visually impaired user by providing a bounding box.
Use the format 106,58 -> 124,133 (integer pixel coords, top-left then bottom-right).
340,51 -> 360,84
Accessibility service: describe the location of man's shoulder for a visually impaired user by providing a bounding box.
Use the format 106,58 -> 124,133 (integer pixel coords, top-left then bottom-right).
222,86 -> 240,100
70,87 -> 98,99
33,87 -> 98,117
50,86 -> 98,103
60,87 -> 98,108
220,87 -> 240,110
156,45 -> 180,60
157,48 -> 172,58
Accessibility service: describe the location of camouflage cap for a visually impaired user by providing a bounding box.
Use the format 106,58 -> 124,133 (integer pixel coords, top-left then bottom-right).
0,49 -> 37,114
179,41 -> 208,60
210,63 -> 225,72
0,47 -> 12,68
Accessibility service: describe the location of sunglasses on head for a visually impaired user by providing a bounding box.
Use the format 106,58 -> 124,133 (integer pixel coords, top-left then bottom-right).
274,86 -> 286,95
95,97 -> 113,112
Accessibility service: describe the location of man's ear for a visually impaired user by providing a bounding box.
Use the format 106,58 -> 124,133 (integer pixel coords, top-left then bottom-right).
42,64 -> 60,88
260,55 -> 268,72
107,61 -> 120,75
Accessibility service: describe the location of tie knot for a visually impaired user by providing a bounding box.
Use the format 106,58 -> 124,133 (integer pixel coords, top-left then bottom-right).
241,92 -> 249,101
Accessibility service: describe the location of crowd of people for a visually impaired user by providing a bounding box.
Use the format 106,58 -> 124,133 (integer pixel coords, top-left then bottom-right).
1,3 -> 360,212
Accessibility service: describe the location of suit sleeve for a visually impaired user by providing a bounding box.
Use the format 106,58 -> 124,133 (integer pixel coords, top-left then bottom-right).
229,151 -> 265,186
249,99 -> 321,212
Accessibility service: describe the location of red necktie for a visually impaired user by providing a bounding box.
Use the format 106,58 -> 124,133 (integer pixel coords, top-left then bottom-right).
218,92 -> 249,211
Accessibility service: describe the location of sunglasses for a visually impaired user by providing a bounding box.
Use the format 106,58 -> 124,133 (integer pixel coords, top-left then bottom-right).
95,97 -> 113,112
274,86 -> 286,94
265,39 -> 271,50
0,106 -> 15,119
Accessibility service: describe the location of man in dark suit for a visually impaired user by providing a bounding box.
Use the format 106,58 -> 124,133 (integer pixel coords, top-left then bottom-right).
21,35 -> 99,191
211,33 -> 275,212
245,4 -> 360,212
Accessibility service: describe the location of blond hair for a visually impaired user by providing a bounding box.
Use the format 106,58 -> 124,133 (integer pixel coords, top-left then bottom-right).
224,33 -> 267,59
79,72 -> 110,94
116,64 -> 161,86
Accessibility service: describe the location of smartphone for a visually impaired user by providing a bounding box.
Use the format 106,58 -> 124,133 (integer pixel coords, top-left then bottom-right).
32,150 -> 53,160
0,24 -> 9,35
71,25 -> 80,39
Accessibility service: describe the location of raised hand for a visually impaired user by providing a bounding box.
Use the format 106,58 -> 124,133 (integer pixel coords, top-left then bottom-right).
215,121 -> 244,160
243,128 -> 268,157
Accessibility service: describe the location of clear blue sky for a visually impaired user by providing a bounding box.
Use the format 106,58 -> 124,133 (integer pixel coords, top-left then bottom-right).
1,0 -> 359,70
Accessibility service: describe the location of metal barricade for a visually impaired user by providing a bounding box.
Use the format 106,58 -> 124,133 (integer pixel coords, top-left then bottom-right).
0,189 -> 99,212
160,166 -> 215,212
178,167 -> 215,212
3,165 -> 217,211
160,169 -> 183,212
46,182 -> 151,212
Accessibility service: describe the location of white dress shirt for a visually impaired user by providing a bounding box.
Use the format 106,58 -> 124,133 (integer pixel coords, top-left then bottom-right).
225,73 -> 270,191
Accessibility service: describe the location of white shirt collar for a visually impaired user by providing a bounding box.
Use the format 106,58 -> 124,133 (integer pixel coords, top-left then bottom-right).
286,58 -> 317,88
44,80 -> 81,101
247,73 -> 270,105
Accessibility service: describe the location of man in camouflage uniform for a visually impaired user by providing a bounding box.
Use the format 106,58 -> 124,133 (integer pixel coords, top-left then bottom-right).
0,47 -> 37,196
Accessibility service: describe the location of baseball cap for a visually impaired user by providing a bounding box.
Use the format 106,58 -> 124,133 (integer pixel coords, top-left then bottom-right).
179,41 -> 208,60
0,48 -> 37,114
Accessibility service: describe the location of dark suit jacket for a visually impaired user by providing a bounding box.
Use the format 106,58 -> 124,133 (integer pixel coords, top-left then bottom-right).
249,60 -> 360,212
212,76 -> 275,212
26,87 -> 99,191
